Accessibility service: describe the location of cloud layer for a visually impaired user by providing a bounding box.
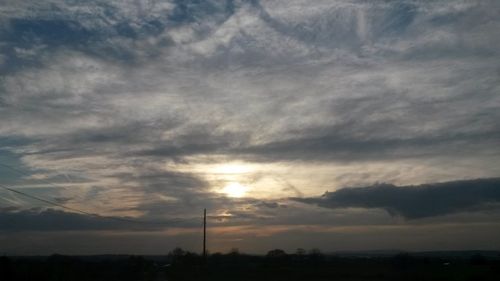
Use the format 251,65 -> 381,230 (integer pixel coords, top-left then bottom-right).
1,0 -> 500,253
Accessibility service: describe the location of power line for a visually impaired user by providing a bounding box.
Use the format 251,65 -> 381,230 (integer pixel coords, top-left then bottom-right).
0,163 -> 147,223
0,163 -> 204,226
203,208 -> 207,259
0,183 -> 97,217
0,162 -> 99,211
0,163 -> 90,201
0,183 -> 197,226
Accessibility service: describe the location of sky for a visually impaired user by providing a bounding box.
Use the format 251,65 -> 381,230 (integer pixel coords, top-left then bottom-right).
1,0 -> 500,255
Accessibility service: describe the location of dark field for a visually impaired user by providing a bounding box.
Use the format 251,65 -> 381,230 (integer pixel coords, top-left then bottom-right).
1,250 -> 500,281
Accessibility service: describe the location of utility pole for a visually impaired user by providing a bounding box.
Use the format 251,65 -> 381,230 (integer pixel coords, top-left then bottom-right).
203,208 -> 207,259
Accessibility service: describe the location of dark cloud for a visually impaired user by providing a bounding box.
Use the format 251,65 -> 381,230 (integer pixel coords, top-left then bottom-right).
295,178 -> 500,219
0,208 -> 170,232
116,169 -> 209,197
235,126 -> 500,163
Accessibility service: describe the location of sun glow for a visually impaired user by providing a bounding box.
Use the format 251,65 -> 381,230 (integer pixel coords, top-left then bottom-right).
222,182 -> 248,198
213,163 -> 253,174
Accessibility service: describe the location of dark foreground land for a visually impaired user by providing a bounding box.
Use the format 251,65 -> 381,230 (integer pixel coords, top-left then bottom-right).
1,250 -> 500,281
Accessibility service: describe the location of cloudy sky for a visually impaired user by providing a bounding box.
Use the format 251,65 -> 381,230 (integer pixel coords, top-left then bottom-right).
1,0 -> 500,255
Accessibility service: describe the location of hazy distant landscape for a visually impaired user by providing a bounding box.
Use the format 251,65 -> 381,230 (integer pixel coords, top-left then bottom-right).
2,250 -> 500,281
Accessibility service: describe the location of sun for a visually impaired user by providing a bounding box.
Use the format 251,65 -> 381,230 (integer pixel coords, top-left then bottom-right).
222,182 -> 248,198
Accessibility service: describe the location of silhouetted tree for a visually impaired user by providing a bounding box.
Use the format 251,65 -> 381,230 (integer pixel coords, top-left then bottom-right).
267,249 -> 287,258
296,248 -> 306,256
170,247 -> 186,258
229,248 -> 240,256
308,248 -> 325,265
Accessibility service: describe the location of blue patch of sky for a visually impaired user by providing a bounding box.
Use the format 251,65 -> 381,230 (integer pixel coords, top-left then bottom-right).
0,1 -> 243,74
0,149 -> 28,184
168,0 -> 236,25
374,2 -> 417,38
0,14 -> 171,70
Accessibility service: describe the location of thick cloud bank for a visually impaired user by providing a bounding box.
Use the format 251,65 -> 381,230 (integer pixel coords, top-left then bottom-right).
296,178 -> 500,219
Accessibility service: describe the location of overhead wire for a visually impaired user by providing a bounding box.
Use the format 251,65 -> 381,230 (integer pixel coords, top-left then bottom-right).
0,182 -> 200,226
0,162 -> 203,227
0,183 -> 99,217
0,163 -> 94,203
